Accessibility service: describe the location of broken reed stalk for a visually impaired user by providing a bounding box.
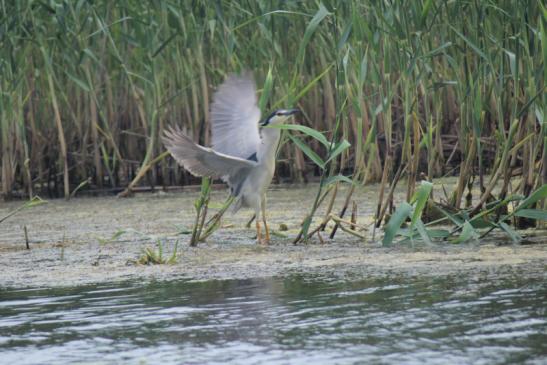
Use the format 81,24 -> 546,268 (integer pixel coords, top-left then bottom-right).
196,198 -> 209,241
305,184 -> 339,239
293,183 -> 336,243
117,151 -> 170,197
350,201 -> 357,230
316,231 -> 325,244
376,163 -> 407,227
189,177 -> 211,247
308,211 -> 368,243
24,226 -> 29,250
329,184 -> 355,239
321,183 -> 339,231
305,183 -> 338,238
452,137 -> 477,209
329,214 -> 368,232
328,214 -> 366,239
198,196 -> 234,242
371,163 -> 406,242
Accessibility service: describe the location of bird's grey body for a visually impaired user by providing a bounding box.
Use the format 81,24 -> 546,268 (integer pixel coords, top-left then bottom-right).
162,72 -> 298,243
232,126 -> 280,213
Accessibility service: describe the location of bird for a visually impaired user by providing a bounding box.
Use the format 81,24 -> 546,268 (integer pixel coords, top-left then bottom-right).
162,72 -> 299,244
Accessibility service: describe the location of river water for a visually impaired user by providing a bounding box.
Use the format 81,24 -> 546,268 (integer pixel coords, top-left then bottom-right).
1,271 -> 545,364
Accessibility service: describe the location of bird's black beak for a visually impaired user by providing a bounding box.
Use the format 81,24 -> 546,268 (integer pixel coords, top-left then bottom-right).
260,108 -> 301,126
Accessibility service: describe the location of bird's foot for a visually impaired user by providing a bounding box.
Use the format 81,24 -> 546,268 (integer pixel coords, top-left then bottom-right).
255,220 -> 267,245
264,227 -> 270,243
255,234 -> 269,245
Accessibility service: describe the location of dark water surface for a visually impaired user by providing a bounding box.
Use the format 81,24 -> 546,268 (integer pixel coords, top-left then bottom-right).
1,273 -> 546,365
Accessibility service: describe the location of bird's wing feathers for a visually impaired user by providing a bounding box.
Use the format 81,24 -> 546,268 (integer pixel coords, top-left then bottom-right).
162,126 -> 256,181
211,72 -> 261,160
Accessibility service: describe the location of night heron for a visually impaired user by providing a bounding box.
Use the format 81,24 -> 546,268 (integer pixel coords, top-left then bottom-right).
162,73 -> 299,244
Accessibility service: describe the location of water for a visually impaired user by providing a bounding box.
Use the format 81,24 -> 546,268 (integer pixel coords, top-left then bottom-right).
1,273 -> 546,365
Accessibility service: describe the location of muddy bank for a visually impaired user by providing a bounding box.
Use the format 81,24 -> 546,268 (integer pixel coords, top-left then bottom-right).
1,184 -> 546,288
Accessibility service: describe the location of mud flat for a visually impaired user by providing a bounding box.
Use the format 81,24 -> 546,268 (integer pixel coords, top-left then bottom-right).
1,184 -> 546,288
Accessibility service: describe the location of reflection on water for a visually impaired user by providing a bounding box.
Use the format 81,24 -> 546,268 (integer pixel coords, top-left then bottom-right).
0,273 -> 546,364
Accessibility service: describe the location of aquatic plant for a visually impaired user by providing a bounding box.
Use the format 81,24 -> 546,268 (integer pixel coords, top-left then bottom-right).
383,183 -> 547,245
0,196 -> 47,224
96,229 -> 127,245
138,239 -> 179,265
184,176 -> 235,246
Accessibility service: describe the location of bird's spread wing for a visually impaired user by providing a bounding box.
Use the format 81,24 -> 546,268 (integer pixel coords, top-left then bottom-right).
162,126 -> 257,181
211,72 -> 261,160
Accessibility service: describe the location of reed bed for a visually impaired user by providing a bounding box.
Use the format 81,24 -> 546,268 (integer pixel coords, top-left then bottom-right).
0,1 -> 545,236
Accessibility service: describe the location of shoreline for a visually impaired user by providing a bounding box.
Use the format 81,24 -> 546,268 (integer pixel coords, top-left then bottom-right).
1,241 -> 546,289
1,186 -> 546,288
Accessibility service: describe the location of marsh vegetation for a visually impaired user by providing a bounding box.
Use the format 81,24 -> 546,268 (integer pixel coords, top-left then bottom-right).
0,1 -> 545,244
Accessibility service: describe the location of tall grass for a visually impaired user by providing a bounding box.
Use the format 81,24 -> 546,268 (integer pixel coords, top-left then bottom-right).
0,1 -> 544,230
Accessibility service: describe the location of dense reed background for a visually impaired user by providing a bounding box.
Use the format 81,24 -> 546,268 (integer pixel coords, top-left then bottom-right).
0,0 -> 544,210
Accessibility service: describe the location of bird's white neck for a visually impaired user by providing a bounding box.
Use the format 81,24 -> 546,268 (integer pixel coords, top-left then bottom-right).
258,127 -> 281,164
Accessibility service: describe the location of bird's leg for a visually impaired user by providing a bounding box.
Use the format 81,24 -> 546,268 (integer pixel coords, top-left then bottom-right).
255,207 -> 263,244
245,214 -> 256,228
255,218 -> 262,244
261,196 -> 270,244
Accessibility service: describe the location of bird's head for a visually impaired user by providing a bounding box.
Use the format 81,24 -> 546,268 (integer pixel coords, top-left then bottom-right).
260,108 -> 300,127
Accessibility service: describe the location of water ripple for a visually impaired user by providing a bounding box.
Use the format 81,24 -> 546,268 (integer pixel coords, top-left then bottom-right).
0,274 -> 545,364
